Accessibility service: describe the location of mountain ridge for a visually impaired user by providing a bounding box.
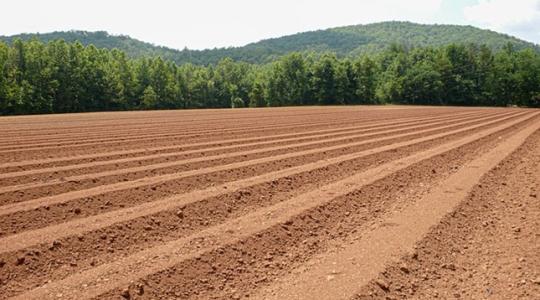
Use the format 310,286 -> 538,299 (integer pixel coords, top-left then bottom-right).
1,21 -> 538,65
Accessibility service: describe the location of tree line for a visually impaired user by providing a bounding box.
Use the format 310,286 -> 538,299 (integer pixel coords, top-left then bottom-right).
1,39 -> 539,115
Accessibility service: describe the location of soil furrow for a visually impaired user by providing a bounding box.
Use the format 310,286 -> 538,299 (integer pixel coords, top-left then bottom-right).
0,114 -> 379,150
1,114 -> 517,238
10,111 -> 537,300
0,108 -> 445,150
0,111 -> 459,161
0,110 -> 477,147
0,110 -> 490,180
0,107 -> 364,131
0,107 -> 437,135
0,111 -> 524,213
0,107 -> 377,131
0,109 -> 479,160
0,114 -> 529,298
352,128 -> 540,300
0,110 -> 482,170
0,111 -> 504,195
1,111 -> 530,293
253,117 -> 540,300
1,107 -> 535,300
0,111 -> 532,254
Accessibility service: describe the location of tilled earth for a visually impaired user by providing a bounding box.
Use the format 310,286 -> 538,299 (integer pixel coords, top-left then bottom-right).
0,106 -> 538,300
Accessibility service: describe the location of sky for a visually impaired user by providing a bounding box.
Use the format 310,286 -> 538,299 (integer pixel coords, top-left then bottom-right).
1,0 -> 539,49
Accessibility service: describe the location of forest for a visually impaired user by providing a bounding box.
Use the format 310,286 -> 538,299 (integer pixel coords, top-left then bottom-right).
2,22 -> 537,65
0,38 -> 539,115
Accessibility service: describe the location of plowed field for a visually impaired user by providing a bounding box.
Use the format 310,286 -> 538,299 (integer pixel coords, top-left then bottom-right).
0,106 -> 538,299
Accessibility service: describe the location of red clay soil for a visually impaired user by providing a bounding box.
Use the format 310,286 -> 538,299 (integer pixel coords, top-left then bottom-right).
353,129 -> 540,300
0,106 -> 538,300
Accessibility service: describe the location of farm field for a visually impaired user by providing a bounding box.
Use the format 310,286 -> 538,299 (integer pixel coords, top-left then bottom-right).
0,106 -> 539,299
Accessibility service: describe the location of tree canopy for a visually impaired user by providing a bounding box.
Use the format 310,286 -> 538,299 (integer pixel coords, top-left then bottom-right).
0,39 -> 539,115
1,22 -> 538,65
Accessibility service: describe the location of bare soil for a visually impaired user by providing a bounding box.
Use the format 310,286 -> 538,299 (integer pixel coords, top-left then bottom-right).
0,106 -> 538,299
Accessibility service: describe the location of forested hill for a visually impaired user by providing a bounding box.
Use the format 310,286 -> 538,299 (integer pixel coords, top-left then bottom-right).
0,31 -> 182,61
1,21 -> 538,65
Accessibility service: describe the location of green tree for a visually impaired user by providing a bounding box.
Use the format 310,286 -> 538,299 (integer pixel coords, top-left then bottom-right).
514,49 -> 540,107
148,57 -> 177,108
401,61 -> 443,105
491,49 -> 519,106
231,97 -> 244,108
249,74 -> 267,107
442,44 -> 476,105
311,53 -> 339,105
353,56 -> 377,104
376,51 -> 408,103
142,85 -> 158,108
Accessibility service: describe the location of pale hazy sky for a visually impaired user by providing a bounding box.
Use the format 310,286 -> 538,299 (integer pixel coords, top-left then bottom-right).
1,0 -> 539,49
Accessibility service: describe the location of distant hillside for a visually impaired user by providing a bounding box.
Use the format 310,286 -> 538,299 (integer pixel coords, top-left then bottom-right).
2,21 -> 538,65
0,30 -> 182,60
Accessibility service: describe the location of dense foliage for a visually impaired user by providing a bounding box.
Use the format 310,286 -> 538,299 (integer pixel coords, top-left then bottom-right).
2,22 -> 538,65
0,39 -> 539,115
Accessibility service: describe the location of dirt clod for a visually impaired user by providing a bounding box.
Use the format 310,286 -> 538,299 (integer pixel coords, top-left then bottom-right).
175,209 -> 184,218
120,288 -> 130,299
399,264 -> 410,273
375,279 -> 390,291
15,256 -> 25,266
